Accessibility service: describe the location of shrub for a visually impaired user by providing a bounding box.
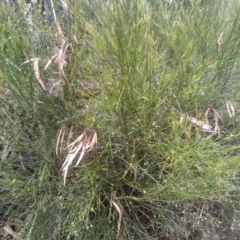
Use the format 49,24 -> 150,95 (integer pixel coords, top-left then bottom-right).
1,0 -> 240,239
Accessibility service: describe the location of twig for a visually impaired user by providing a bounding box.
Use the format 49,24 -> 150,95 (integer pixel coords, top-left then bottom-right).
216,31 -> 224,55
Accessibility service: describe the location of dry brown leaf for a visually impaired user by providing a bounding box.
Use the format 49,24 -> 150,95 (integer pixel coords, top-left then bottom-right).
33,58 -> 48,91
21,58 -> 47,91
204,106 -> 211,126
49,0 -> 67,41
56,126 -> 65,156
111,200 -> 123,239
180,99 -> 235,136
212,108 -> 222,121
60,127 -> 97,185
214,113 -> 220,132
212,108 -> 222,133
180,115 -> 213,132
201,123 -> 213,132
226,100 -> 235,119
216,31 -> 224,55
44,42 -> 69,82
56,19 -> 66,41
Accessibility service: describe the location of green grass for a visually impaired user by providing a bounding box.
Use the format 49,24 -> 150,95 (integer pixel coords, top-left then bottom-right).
1,0 -> 240,239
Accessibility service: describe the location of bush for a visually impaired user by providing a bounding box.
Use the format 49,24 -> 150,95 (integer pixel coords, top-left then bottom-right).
1,0 -> 240,239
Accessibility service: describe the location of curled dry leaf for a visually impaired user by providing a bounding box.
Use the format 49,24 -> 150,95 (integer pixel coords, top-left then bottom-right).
111,200 -> 123,239
201,123 -> 213,132
204,107 -> 211,126
56,19 -> 67,41
204,106 -> 222,133
216,31 -> 224,55
21,58 -> 47,91
60,127 -> 97,185
180,115 -> 213,132
44,41 -> 69,81
33,58 -> 48,91
212,108 -> 222,133
180,99 -> 235,136
226,100 -> 235,119
56,126 -> 65,156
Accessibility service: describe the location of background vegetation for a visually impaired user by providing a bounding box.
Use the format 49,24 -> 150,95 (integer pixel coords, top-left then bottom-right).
1,0 -> 240,239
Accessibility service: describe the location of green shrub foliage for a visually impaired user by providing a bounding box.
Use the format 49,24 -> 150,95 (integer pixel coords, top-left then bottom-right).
1,0 -> 240,239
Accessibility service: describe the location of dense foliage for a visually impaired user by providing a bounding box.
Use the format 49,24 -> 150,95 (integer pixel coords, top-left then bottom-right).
1,0 -> 240,239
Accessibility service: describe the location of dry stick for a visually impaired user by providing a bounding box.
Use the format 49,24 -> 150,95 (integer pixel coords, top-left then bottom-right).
216,31 -> 224,55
